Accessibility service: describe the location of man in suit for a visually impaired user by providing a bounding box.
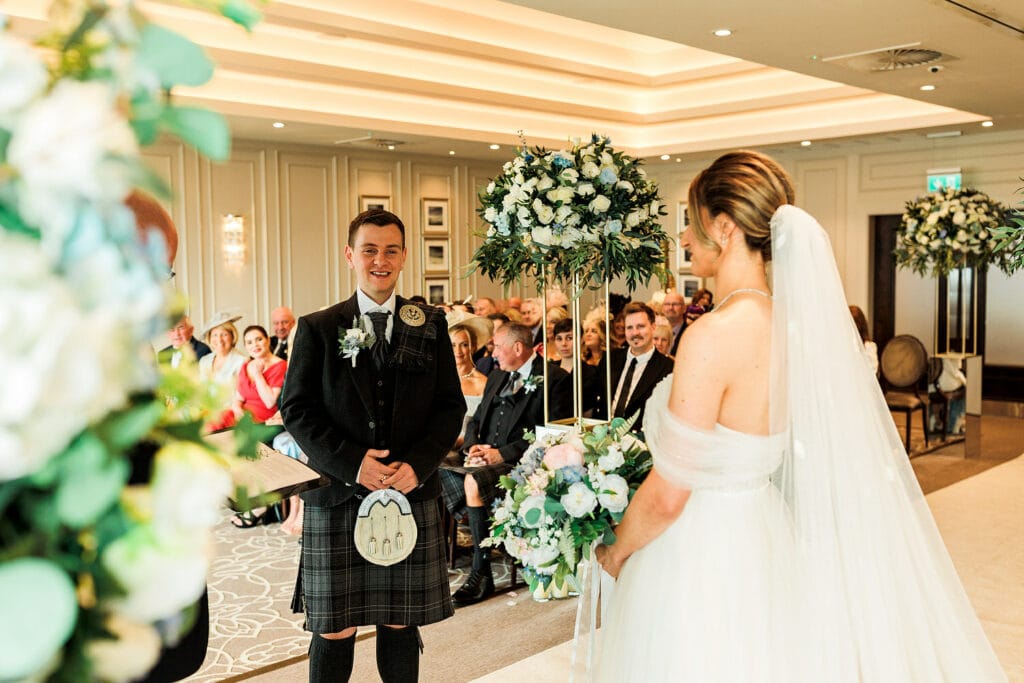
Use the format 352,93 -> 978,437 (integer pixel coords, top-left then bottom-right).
280,209 -> 465,683
662,290 -> 687,357
440,322 -> 571,606
160,315 -> 210,367
594,302 -> 674,428
519,297 -> 544,346
269,305 -> 296,359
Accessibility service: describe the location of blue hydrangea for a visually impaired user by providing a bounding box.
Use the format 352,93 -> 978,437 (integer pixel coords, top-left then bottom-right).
561,465 -> 585,484
551,156 -> 572,170
599,167 -> 618,185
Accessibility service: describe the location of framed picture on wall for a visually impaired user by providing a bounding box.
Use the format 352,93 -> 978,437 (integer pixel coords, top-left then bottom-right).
422,198 -> 449,234
677,201 -> 693,272
425,277 -> 450,305
360,195 -> 391,212
680,275 -> 703,301
424,238 -> 450,273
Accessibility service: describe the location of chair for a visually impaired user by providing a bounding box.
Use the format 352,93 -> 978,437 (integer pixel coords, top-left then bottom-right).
880,335 -> 930,453
441,503 -> 518,586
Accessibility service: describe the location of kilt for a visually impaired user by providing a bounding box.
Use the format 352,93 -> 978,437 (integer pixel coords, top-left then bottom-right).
296,495 -> 453,632
439,462 -> 513,514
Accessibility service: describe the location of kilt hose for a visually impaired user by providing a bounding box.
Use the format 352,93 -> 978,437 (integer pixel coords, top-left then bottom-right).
439,462 -> 513,514
296,495 -> 454,633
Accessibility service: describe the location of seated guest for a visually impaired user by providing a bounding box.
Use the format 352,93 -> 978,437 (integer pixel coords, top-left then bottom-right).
609,310 -> 627,350
683,303 -> 706,332
652,322 -> 674,360
692,287 -> 714,311
473,297 -> 498,317
593,302 -> 673,427
446,309 -> 493,448
474,313 -> 508,375
519,297 -> 544,346
208,325 -> 287,433
661,290 -> 687,357
552,318 -> 600,417
161,315 -> 211,367
581,314 -> 607,367
269,306 -> 296,360
441,323 -> 571,605
544,306 -> 569,360
198,313 -> 245,398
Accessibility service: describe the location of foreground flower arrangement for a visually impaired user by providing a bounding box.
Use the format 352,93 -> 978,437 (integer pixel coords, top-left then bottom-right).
487,419 -> 652,593
472,134 -> 669,291
895,187 -> 1011,277
0,3 -> 261,681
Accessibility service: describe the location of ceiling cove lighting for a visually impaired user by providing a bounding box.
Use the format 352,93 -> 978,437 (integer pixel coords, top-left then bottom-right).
713,28 -> 732,37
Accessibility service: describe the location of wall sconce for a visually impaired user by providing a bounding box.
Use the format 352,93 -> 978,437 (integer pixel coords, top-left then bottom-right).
222,213 -> 246,267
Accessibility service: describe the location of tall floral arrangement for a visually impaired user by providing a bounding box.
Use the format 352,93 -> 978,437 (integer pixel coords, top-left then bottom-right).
0,3 -> 261,682
487,419 -> 652,594
894,187 -> 1011,277
472,134 -> 669,292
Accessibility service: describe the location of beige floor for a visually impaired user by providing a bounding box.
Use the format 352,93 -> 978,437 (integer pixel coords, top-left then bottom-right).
477,455 -> 1024,683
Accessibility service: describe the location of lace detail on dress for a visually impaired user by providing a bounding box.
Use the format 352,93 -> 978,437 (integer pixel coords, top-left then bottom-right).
643,376 -> 785,491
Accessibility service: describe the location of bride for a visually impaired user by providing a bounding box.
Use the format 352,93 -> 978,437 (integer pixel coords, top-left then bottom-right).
594,150 -> 1005,681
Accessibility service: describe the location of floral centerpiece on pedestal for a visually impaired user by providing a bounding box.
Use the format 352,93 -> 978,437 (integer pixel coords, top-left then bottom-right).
487,419 -> 652,595
472,134 -> 669,292
894,187 -> 1012,277
0,3 -> 261,681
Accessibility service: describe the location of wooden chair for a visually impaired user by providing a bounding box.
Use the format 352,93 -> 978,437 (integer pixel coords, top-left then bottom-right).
880,335 -> 930,453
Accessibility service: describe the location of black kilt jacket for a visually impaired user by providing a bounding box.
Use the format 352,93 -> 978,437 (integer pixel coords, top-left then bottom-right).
280,294 -> 465,506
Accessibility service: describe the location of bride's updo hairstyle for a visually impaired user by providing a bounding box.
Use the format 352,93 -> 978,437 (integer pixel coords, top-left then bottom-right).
687,150 -> 795,261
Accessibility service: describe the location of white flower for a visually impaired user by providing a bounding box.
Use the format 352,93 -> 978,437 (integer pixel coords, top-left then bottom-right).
0,34 -> 48,120
531,226 -> 556,246
597,444 -> 625,471
150,442 -> 232,539
518,494 -> 548,528
559,168 -> 579,183
486,181 -> 496,193
484,206 -> 498,222
576,182 -> 595,197
554,205 -> 574,224
103,526 -> 209,622
537,175 -> 555,191
616,180 -> 634,193
86,614 -> 162,683
952,210 -> 966,226
625,211 -> 641,228
9,80 -> 137,238
597,474 -> 630,513
546,186 -> 575,204
589,195 -> 611,213
530,543 -> 560,574
581,161 -> 600,178
560,481 -> 598,518
533,199 -> 555,225
600,151 -> 614,165
516,205 -> 533,227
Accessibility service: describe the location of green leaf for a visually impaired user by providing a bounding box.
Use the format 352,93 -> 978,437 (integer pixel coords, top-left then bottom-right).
523,507 -> 542,526
603,527 -> 617,545
0,559 -> 78,681
55,435 -> 128,528
0,201 -> 41,239
220,0 -> 263,31
543,498 -> 564,515
95,400 -> 164,451
231,414 -> 278,459
137,24 -> 214,88
160,106 -> 231,161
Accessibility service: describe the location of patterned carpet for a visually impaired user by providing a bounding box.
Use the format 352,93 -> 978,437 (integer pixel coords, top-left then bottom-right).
189,509 -> 515,681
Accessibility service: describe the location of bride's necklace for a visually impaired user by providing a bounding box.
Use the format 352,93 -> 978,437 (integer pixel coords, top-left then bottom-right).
715,287 -> 771,309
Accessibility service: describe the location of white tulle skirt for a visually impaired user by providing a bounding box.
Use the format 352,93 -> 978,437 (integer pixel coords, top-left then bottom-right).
596,480 -> 796,683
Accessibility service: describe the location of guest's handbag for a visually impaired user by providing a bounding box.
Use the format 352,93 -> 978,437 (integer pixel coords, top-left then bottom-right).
354,489 -> 418,566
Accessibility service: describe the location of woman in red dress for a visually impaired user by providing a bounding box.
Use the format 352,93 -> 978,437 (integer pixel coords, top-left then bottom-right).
209,325 -> 287,431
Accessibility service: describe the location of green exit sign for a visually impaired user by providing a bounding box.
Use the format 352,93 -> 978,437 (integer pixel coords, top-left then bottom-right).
927,168 -> 962,192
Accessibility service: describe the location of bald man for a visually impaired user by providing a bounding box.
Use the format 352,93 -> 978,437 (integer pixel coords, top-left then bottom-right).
661,290 -> 687,357
270,306 -> 296,360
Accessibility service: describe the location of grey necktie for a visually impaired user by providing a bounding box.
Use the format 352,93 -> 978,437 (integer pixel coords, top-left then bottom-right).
367,311 -> 390,369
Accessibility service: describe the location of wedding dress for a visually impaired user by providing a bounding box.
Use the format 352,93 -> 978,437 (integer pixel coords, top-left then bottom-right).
595,205 -> 1005,682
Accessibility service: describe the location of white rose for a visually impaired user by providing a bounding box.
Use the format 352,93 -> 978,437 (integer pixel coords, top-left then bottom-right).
554,205 -> 573,224
518,494 -> 548,528
559,168 -> 579,183
0,35 -> 48,120
581,161 -> 600,178
484,206 -> 498,222
537,175 -> 555,191
86,615 -> 162,683
533,199 -> 555,225
597,474 -> 630,513
600,151 -> 614,165
625,211 -> 641,228
531,226 -> 557,246
530,543 -> 561,574
486,181 -> 496,193
589,195 -> 611,213
650,199 -> 660,215
560,481 -> 598,518
150,442 -> 232,539
546,186 -> 574,204
616,180 -> 634,193
565,212 -> 582,227
576,182 -> 595,197
516,205 -> 533,227
597,445 -> 625,471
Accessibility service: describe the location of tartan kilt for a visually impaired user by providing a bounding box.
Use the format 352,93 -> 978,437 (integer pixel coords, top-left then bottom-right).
439,462 -> 513,514
296,495 -> 453,632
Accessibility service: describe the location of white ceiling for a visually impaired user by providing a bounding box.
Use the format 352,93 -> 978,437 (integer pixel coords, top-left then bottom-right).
6,0 -> 1021,161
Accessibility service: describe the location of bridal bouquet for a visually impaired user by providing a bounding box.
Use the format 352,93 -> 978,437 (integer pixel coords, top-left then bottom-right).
0,3 -> 260,681
488,419 -> 652,593
472,134 -> 669,292
895,187 -> 1011,277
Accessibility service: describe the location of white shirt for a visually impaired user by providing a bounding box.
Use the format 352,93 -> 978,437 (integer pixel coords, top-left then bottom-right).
356,289 -> 396,342
612,346 -> 655,411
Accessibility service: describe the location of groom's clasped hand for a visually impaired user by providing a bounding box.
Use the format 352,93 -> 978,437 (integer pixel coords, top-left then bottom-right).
357,448 -> 419,493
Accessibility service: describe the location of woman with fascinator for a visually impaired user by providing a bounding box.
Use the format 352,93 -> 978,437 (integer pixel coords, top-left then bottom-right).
594,151 -> 1005,681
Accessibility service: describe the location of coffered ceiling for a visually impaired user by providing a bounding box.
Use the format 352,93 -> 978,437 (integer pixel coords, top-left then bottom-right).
6,0 -> 1020,160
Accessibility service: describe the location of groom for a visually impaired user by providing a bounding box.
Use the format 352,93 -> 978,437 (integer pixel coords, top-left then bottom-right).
281,209 -> 465,682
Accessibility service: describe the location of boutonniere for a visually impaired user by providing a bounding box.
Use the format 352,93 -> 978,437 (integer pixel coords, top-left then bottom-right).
522,374 -> 542,394
338,316 -> 376,367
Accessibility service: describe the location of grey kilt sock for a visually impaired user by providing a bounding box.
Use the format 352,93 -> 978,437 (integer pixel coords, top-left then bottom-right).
467,505 -> 491,575
308,633 -> 355,683
376,625 -> 422,683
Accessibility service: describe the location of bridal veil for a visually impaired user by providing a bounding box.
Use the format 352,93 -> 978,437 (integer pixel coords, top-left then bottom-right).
769,205 -> 1005,680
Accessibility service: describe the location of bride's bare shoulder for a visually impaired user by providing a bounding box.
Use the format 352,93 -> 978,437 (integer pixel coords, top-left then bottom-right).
679,298 -> 770,359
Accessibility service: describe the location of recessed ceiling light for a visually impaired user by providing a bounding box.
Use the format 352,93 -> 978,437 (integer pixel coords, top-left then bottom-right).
387,144 -> 395,150
489,144 -> 500,150
981,121 -> 994,127
449,150 -> 456,155
660,154 -> 671,160
920,84 -> 936,91
713,28 -> 732,37
272,122 -> 285,128
675,158 -> 682,163
800,140 -> 812,147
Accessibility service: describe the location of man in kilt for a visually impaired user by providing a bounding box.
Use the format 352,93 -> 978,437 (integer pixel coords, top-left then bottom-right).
440,323 -> 570,605
281,209 -> 465,682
